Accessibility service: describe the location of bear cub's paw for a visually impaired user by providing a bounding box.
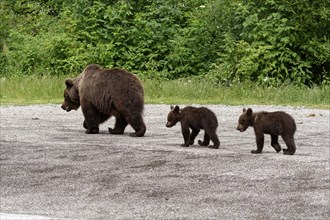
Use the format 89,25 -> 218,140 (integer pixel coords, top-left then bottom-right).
208,145 -> 219,149
108,127 -> 125,135
86,128 -> 99,134
283,149 -> 295,155
83,121 -> 88,129
198,140 -> 208,146
272,144 -> 282,153
251,150 -> 262,154
129,128 -> 146,137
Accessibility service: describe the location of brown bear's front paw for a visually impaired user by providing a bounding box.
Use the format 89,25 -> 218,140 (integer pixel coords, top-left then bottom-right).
189,140 -> 194,145
251,150 -> 261,154
181,143 -> 189,147
198,140 -> 208,146
108,127 -> 124,135
86,128 -> 99,134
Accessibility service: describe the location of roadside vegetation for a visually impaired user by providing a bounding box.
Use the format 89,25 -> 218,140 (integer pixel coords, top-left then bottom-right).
1,0 -> 329,108
1,76 -> 329,109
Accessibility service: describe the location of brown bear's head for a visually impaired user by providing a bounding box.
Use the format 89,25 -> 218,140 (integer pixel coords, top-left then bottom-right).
166,105 -> 181,128
236,108 -> 254,132
61,79 -> 80,112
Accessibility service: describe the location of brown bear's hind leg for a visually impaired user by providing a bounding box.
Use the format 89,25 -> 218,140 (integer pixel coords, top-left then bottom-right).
127,114 -> 146,137
203,127 -> 220,149
108,115 -> 128,135
189,128 -> 200,145
208,133 -> 220,149
282,134 -> 296,155
199,126 -> 220,149
198,133 -> 210,146
271,135 -> 282,153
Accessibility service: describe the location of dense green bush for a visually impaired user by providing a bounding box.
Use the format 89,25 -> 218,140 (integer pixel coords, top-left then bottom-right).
208,0 -> 330,86
0,0 -> 85,76
1,0 -> 329,86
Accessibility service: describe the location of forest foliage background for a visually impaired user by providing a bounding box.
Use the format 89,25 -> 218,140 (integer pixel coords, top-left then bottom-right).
1,0 -> 329,86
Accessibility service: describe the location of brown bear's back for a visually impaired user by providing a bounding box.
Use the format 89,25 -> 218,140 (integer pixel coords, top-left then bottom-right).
80,68 -> 144,115
181,107 -> 218,130
254,111 -> 296,136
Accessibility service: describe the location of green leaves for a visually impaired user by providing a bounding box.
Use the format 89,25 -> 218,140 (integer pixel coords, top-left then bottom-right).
211,0 -> 330,86
1,0 -> 329,86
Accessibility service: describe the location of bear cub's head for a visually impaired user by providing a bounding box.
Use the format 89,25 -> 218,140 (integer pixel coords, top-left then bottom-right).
236,108 -> 254,132
61,79 -> 80,112
166,105 -> 181,128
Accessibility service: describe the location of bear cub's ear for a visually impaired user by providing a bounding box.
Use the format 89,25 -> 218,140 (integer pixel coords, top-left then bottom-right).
65,79 -> 74,88
243,108 -> 253,116
246,108 -> 253,116
170,105 -> 180,111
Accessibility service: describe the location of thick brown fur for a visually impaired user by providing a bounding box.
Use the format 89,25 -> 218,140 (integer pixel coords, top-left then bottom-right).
236,108 -> 296,155
61,64 -> 146,137
166,106 -> 220,149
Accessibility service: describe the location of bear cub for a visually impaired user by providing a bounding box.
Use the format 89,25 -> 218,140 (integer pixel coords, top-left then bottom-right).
236,108 -> 296,155
166,106 -> 220,149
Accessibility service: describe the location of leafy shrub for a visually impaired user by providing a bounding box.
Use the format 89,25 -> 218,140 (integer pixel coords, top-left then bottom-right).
1,0 -> 329,86
209,0 -> 330,86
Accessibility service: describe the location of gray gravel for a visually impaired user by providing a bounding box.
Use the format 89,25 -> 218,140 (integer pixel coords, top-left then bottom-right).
0,104 -> 329,220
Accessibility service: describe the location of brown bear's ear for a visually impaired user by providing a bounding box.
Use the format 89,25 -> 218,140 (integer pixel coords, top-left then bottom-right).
85,64 -> 102,72
65,79 -> 74,88
174,105 -> 180,112
246,108 -> 253,116
243,108 -> 246,113
170,105 -> 174,110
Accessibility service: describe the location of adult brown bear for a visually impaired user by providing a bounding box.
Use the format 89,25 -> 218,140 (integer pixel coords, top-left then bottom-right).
61,64 -> 146,137
236,108 -> 296,155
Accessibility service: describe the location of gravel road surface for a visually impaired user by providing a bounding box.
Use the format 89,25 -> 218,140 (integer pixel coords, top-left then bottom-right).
0,104 -> 329,220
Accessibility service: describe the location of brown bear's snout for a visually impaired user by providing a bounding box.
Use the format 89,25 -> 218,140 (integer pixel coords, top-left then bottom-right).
61,103 -> 72,112
166,121 -> 174,128
236,125 -> 245,132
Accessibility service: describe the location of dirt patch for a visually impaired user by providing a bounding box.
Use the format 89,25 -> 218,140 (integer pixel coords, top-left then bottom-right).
0,104 -> 329,219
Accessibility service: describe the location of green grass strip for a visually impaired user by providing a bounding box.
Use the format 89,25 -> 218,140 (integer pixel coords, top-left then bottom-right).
0,76 -> 329,109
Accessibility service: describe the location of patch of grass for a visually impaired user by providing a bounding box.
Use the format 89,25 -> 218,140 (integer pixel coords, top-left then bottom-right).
0,76 -> 329,109
0,76 -> 66,105
143,79 -> 330,109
